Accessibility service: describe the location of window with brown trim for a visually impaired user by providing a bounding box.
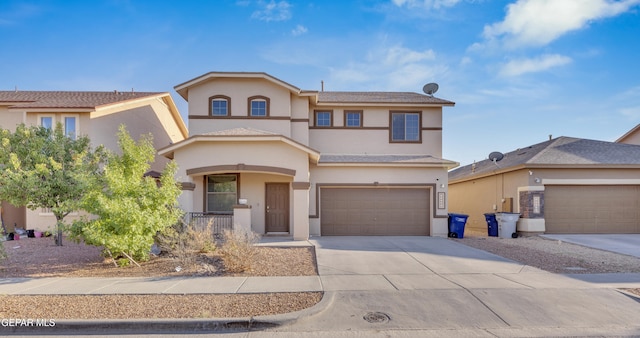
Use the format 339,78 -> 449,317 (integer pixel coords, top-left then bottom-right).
344,110 -> 362,127
248,96 -> 270,117
390,111 -> 421,143
209,95 -> 231,116
206,174 -> 238,214
314,110 -> 333,127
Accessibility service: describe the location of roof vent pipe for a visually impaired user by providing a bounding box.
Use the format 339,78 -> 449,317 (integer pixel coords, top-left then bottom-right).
321,80 -> 324,92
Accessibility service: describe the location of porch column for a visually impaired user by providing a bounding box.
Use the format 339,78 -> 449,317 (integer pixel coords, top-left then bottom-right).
179,181 -> 196,212
233,205 -> 252,233
517,186 -> 546,234
292,182 -> 310,240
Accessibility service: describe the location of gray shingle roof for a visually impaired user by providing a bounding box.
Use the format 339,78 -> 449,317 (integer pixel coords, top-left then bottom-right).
317,91 -> 454,105
449,137 -> 640,181
0,91 -> 165,109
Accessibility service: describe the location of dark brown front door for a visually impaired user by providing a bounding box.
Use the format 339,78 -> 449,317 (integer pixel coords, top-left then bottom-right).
265,183 -> 289,233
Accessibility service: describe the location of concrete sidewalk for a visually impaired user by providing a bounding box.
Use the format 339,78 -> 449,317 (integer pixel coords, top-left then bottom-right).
2,236 -> 640,337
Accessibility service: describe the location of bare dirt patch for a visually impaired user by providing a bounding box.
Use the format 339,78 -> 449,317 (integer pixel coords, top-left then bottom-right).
0,237 -> 317,278
0,237 -> 321,319
457,235 -> 640,300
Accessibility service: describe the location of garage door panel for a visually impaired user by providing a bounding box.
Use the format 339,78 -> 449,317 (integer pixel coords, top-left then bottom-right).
321,188 -> 430,236
545,185 -> 640,234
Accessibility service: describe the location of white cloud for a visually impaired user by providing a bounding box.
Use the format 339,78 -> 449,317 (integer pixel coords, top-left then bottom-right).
482,0 -> 640,49
251,0 -> 292,22
499,54 -> 572,77
291,24 -> 307,36
330,44 -> 447,91
620,106 -> 640,119
392,0 -> 462,9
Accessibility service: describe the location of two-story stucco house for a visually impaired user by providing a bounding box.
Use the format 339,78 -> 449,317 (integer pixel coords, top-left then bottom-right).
159,72 -> 457,240
0,90 -> 188,233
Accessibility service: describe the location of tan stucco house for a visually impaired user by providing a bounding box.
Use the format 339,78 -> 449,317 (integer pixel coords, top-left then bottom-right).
159,72 -> 457,240
0,90 -> 188,232
617,123 -> 640,145
448,137 -> 640,235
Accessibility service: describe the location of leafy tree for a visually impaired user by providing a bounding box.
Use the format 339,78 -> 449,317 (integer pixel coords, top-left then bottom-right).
0,124 -> 101,246
70,125 -> 182,264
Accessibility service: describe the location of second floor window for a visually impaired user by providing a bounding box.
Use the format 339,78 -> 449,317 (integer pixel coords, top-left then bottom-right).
315,111 -> 332,127
345,111 -> 362,127
211,96 -> 230,116
40,116 -> 53,130
391,112 -> 420,142
249,97 -> 269,117
64,116 -> 77,139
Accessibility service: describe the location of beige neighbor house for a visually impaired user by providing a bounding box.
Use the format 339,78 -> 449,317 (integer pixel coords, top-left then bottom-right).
0,90 -> 188,233
617,123 -> 640,145
448,136 -> 640,235
158,72 -> 457,240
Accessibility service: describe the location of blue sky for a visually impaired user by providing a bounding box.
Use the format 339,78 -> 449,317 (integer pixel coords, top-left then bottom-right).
1,0 -> 639,166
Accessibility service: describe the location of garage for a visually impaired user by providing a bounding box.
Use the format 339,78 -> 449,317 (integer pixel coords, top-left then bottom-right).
320,187 -> 430,236
545,185 -> 640,234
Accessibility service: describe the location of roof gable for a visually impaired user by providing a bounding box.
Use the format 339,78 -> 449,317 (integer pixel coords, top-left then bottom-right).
174,72 -> 303,101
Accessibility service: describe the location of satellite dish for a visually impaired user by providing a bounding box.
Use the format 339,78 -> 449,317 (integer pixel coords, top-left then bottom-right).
422,83 -> 439,96
489,151 -> 504,162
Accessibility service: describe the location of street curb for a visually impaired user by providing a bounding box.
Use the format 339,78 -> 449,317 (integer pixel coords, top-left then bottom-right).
2,291 -> 332,335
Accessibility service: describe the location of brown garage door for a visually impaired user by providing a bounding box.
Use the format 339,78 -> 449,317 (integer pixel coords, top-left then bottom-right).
545,185 -> 640,233
320,187 -> 430,236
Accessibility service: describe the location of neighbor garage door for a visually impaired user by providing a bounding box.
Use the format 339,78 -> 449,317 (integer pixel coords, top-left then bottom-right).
320,187 -> 430,236
545,185 -> 640,233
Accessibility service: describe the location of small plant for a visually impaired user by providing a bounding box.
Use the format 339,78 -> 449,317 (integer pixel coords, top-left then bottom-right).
218,229 -> 261,273
0,243 -> 7,261
156,222 -> 195,267
187,221 -> 217,254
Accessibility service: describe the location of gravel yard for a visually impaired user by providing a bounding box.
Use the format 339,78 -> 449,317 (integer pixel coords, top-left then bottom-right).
1,234 -> 639,319
0,237 -> 321,319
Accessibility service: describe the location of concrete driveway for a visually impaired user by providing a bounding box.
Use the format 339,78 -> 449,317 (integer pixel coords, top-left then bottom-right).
282,236 -> 640,336
541,234 -> 640,258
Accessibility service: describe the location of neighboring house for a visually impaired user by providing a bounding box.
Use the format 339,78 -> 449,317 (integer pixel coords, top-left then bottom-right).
159,72 -> 457,240
617,123 -> 640,145
0,90 -> 188,233
448,136 -> 640,235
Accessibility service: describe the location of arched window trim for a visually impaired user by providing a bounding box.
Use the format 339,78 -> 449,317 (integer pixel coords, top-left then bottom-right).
209,95 -> 231,117
247,95 -> 270,117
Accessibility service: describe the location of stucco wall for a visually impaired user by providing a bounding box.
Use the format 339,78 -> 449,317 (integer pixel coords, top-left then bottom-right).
90,98 -> 184,172
173,140 -> 310,182
308,106 -> 442,156
0,106 -> 25,130
449,169 -> 529,234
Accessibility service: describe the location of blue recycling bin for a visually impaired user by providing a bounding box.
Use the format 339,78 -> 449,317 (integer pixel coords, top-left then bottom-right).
448,213 -> 469,238
484,213 -> 499,237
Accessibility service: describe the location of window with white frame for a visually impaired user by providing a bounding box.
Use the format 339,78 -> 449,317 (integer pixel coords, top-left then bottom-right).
38,115 -> 54,130
345,111 -> 362,127
249,96 -> 269,117
315,111 -> 332,127
210,96 -> 230,116
63,116 -> 77,139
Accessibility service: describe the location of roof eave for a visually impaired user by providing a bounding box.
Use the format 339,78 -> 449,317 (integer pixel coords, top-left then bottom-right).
158,134 -> 320,163
174,72 -> 302,101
